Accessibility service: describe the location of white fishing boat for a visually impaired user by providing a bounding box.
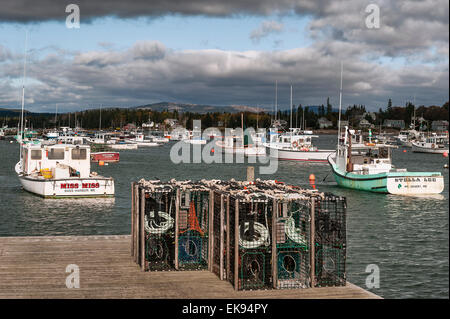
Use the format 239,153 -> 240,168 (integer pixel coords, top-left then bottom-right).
182,126 -> 207,144
215,129 -> 266,156
126,132 -> 160,147
265,128 -> 334,162
109,142 -> 138,150
396,129 -> 421,147
412,134 -> 449,154
16,142 -> 115,198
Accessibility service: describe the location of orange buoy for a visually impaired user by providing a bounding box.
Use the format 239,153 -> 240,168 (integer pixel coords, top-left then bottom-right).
99,161 -> 105,166
309,174 -> 316,189
443,152 -> 448,158
211,148 -> 215,153
403,150 -> 407,153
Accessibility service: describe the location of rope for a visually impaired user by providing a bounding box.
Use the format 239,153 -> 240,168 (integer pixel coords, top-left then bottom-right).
180,200 -> 204,235
285,217 -> 307,245
239,221 -> 269,249
144,211 -> 174,234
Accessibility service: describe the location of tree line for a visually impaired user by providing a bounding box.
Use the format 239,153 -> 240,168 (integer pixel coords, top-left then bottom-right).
2,99 -> 448,131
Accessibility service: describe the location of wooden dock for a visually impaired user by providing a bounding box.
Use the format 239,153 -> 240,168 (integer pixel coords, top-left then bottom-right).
0,235 -> 381,299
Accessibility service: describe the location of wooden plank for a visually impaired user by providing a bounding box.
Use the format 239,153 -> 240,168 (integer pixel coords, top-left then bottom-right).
219,194 -> 224,280
134,184 -> 139,263
0,235 -> 381,299
234,198 -> 239,291
174,188 -> 180,270
131,182 -> 135,257
226,195 -> 230,281
140,188 -> 145,271
310,197 -> 315,287
208,190 -> 214,271
272,200 -> 278,289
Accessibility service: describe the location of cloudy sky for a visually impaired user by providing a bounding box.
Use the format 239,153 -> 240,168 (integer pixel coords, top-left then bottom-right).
0,0 -> 448,113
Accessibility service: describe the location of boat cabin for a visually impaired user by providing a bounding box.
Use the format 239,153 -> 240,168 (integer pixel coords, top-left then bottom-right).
21,143 -> 91,179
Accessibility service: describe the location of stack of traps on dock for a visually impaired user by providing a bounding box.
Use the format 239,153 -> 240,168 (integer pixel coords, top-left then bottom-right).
131,178 -> 347,290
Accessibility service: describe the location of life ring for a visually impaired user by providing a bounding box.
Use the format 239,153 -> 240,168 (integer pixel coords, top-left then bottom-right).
292,141 -> 298,148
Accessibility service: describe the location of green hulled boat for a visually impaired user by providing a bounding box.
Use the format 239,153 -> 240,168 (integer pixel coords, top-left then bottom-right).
328,127 -> 444,195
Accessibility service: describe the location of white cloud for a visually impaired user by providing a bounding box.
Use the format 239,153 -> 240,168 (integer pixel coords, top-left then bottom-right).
250,20 -> 285,43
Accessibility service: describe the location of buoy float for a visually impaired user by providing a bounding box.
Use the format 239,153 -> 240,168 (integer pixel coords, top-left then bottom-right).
443,152 -> 448,158
211,148 -> 215,153
99,161 -> 105,166
403,150 -> 407,153
309,174 -> 316,190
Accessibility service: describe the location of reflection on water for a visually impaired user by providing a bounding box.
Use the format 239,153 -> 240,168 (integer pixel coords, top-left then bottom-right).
0,136 -> 448,298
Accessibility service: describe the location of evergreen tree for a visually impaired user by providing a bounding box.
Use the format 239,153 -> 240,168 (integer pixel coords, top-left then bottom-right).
326,97 -> 332,114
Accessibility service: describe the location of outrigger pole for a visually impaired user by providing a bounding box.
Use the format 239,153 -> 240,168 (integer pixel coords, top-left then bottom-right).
19,31 -> 28,162
337,61 -> 343,148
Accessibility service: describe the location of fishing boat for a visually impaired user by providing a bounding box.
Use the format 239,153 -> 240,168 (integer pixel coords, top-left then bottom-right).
182,126 -> 207,144
16,142 -> 115,198
328,127 -> 444,194
411,133 -> 449,154
215,129 -> 266,156
328,63 -> 443,195
396,129 -> 422,147
91,151 -> 120,163
125,132 -> 160,147
265,128 -> 335,162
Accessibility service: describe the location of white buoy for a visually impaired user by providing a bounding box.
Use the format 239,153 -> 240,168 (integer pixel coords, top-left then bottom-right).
444,164 -> 449,169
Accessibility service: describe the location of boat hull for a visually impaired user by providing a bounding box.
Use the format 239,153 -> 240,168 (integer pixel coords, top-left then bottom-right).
110,143 -> 138,150
328,159 -> 444,195
18,176 -> 115,198
267,146 -> 335,162
215,141 -> 266,156
91,152 -> 120,163
412,143 -> 449,154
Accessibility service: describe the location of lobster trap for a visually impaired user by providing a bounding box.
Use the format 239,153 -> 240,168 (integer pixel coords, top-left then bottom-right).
313,195 -> 347,287
176,185 -> 210,270
131,178 -> 347,291
274,198 -> 311,289
132,181 -> 177,271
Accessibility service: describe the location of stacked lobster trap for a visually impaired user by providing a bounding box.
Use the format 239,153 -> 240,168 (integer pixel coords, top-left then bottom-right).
131,178 -> 346,291
132,179 -> 211,271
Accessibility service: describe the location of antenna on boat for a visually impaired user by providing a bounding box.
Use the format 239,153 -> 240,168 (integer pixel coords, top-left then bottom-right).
290,84 -> 293,129
275,80 -> 278,122
54,104 -> 58,128
19,30 -> 28,163
337,61 -> 343,148
20,31 -> 28,144
99,104 -> 102,131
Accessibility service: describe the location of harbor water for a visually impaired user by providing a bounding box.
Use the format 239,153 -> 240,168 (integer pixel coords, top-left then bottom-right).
0,136 -> 448,299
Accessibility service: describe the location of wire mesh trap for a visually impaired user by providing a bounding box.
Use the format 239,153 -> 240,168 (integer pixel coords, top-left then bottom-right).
132,178 -> 347,291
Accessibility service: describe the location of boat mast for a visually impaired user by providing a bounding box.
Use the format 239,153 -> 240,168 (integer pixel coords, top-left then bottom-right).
275,80 -> 278,122
241,112 -> 245,148
99,104 -> 102,131
337,61 -> 343,148
290,85 -> 293,129
19,31 -> 28,162
20,31 -> 28,143
54,104 -> 58,129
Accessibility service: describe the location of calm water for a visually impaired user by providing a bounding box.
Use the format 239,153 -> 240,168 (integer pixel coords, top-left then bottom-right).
0,136 -> 448,299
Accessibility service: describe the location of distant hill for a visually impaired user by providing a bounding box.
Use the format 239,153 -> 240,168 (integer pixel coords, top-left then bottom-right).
0,108 -> 54,117
134,102 -> 266,114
